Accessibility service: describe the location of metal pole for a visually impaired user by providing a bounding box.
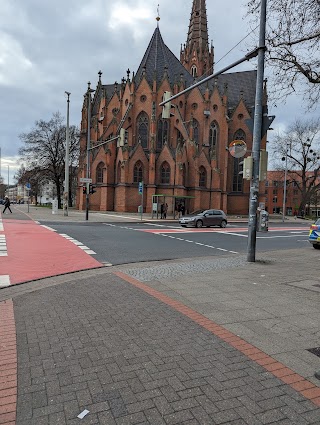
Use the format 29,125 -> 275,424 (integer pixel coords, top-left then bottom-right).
7,165 -> 9,193
247,0 -> 267,262
64,91 -> 71,216
141,181 -> 143,221
86,83 -> 93,221
282,146 -> 288,223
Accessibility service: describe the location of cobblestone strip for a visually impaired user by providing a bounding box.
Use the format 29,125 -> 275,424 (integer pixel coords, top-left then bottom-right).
114,270 -> 320,409
0,299 -> 17,425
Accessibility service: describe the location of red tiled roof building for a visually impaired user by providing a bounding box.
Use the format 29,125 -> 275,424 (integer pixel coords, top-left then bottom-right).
77,0 -> 269,215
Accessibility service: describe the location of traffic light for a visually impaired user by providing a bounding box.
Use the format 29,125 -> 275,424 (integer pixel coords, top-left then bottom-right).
245,107 -> 275,138
89,183 -> 97,194
259,149 -> 268,181
82,186 -> 87,194
243,156 -> 253,180
162,91 -> 174,119
118,128 -> 128,147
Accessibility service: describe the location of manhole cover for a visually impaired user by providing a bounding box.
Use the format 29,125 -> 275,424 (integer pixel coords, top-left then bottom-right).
307,347 -> 320,357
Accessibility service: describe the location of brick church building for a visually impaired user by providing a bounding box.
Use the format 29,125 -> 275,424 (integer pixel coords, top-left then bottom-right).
77,0 -> 268,215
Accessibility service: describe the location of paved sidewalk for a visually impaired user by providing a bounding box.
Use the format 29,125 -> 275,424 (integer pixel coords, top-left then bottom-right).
0,269 -> 320,425
0,247 -> 320,424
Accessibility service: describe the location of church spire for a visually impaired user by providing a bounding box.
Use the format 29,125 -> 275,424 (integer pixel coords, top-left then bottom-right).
180,0 -> 214,78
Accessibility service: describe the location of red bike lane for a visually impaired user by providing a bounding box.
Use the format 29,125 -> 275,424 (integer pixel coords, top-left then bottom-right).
0,218 -> 103,286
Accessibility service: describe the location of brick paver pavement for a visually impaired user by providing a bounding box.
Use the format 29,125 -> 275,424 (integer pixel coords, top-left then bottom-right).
6,272 -> 320,424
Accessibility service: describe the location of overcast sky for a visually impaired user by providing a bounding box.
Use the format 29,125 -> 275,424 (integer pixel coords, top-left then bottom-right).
1,0 -> 318,184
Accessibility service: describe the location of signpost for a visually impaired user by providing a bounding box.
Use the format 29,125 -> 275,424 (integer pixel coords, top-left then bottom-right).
25,183 -> 31,213
138,182 -> 143,220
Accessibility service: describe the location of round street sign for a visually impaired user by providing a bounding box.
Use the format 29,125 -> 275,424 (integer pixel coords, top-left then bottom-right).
229,140 -> 247,158
26,182 -> 31,190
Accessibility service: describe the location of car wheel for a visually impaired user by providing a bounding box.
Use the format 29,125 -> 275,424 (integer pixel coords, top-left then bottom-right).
313,244 -> 320,249
196,220 -> 203,228
220,220 -> 227,228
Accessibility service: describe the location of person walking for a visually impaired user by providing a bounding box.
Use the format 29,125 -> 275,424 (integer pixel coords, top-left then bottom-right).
160,203 -> 164,219
163,203 -> 168,219
3,197 -> 12,214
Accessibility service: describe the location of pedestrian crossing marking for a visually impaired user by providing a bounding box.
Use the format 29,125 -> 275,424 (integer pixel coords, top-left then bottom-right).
59,234 -> 97,255
0,235 -> 8,256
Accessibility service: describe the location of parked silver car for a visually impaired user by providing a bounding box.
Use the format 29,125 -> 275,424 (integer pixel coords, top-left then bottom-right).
179,209 -> 227,228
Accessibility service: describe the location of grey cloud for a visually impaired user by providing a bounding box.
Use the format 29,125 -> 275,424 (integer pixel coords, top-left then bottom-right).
1,0 -> 318,166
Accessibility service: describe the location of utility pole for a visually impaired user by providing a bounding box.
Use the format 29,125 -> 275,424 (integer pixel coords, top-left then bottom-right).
64,91 -> 71,216
86,83 -> 94,221
247,0 -> 267,262
282,144 -> 289,223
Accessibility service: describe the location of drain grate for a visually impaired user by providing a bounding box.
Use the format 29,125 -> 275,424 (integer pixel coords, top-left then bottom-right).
307,347 -> 320,357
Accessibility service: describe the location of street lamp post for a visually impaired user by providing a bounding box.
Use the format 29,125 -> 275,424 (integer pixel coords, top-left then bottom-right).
64,91 -> 71,216
85,83 -> 95,221
7,165 -> 9,194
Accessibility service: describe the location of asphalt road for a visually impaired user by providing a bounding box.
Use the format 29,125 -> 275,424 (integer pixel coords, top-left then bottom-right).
39,220 -> 311,266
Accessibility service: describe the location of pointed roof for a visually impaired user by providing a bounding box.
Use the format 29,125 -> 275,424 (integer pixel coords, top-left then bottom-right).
187,0 -> 209,51
205,71 -> 257,111
135,26 -> 194,87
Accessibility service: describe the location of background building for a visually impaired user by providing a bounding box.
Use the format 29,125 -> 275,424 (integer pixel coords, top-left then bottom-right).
77,0 -> 269,215
265,171 -> 320,217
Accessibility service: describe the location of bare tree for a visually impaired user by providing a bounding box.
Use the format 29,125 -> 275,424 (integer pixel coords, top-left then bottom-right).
14,165 -> 49,204
247,0 -> 320,107
19,112 -> 80,208
270,118 -> 320,215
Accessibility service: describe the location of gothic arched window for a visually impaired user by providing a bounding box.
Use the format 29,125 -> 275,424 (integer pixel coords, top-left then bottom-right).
191,65 -> 197,78
161,162 -> 170,184
136,112 -> 149,149
157,117 -> 170,150
96,162 -> 105,183
193,118 -> 200,145
117,161 -> 121,184
133,161 -> 143,183
234,129 -> 246,141
199,166 -> 207,187
182,164 -> 187,187
209,121 -> 219,150
232,129 -> 246,192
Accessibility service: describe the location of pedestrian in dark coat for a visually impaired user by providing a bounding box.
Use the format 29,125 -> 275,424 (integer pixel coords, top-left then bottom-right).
163,203 -> 168,219
3,197 -> 12,214
160,203 -> 164,219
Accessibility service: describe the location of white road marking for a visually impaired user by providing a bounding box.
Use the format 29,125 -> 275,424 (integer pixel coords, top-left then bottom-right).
59,233 -> 96,255
41,225 -> 56,232
257,235 -> 308,239
0,235 -> 8,256
105,222 -> 239,254
223,232 -> 248,237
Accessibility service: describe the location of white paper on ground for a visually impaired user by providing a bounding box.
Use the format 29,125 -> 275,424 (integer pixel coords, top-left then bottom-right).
77,409 -> 90,419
